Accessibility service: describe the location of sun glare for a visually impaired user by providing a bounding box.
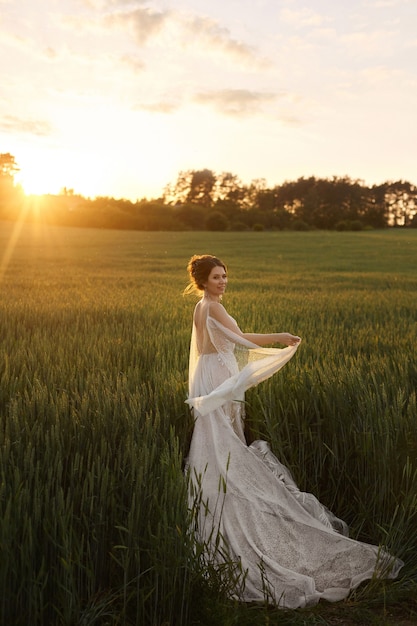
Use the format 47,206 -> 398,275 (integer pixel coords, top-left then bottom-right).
13,107 -> 195,201
0,204 -> 31,282
17,174 -> 50,196
15,156 -> 60,196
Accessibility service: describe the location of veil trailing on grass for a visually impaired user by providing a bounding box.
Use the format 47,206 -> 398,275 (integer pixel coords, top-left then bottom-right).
185,303 -> 403,608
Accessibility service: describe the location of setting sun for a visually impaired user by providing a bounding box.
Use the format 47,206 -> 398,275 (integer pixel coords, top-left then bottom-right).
16,163 -> 60,196
14,144 -> 102,198
12,107 -> 187,200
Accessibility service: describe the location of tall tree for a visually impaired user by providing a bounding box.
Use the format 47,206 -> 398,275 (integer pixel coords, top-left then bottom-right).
163,170 -> 192,205
186,169 -> 216,207
384,181 -> 416,227
364,185 -> 388,228
163,168 -> 217,208
0,153 -> 21,213
215,172 -> 247,207
0,153 -> 19,182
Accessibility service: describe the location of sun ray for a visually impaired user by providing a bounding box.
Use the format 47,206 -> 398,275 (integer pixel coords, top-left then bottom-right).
0,202 -> 31,284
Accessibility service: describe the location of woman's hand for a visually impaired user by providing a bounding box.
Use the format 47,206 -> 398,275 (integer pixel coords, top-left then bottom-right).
278,333 -> 301,346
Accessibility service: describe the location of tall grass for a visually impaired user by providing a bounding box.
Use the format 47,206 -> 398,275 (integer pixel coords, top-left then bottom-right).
0,221 -> 416,624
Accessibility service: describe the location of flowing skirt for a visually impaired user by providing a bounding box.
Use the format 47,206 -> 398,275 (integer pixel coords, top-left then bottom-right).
186,353 -> 403,609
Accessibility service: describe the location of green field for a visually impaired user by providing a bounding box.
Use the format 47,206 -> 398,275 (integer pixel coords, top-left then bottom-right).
0,221 -> 416,625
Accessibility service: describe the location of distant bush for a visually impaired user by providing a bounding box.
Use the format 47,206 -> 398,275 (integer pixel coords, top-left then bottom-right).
205,210 -> 228,231
335,220 -> 349,231
350,220 -> 363,231
336,220 -> 364,231
231,221 -> 249,231
292,219 -> 310,231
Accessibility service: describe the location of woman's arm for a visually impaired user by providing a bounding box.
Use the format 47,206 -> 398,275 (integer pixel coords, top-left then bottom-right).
209,302 -> 301,347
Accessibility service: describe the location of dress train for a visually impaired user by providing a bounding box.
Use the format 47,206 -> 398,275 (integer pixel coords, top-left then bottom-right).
185,307 -> 403,608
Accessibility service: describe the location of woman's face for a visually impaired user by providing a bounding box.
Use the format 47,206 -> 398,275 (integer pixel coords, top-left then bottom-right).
204,265 -> 227,299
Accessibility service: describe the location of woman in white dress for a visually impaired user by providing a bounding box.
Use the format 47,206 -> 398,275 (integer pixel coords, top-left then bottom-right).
184,254 -> 403,609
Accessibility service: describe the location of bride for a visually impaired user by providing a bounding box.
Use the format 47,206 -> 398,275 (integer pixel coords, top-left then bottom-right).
184,254 -> 403,608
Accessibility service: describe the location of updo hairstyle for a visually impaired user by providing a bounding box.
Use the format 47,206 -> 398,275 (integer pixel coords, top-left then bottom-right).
184,254 -> 227,295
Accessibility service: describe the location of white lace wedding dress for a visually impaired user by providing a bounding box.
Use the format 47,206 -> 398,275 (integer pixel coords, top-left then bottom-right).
185,302 -> 403,608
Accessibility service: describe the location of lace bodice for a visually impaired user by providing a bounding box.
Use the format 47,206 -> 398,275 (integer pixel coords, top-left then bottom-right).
187,301 -> 300,416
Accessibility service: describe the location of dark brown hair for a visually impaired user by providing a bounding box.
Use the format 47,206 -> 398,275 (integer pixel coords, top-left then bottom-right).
184,254 -> 227,295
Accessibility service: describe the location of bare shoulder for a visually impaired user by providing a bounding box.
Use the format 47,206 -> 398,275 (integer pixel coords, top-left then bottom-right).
208,301 -> 229,321
208,301 -> 243,335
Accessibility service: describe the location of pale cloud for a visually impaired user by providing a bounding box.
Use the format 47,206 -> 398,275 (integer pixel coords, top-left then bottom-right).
181,15 -> 266,67
99,4 -> 267,66
0,29 -> 33,54
193,89 -> 278,116
135,100 -> 180,114
0,115 -> 53,137
105,0 -> 147,6
358,64 -> 411,88
365,0 -> 411,7
44,46 -> 58,59
119,53 -> 145,73
80,0 -> 147,8
307,27 -> 337,41
132,87 -> 303,120
104,6 -> 169,45
61,12 -> 105,34
340,28 -> 397,56
279,7 -> 331,28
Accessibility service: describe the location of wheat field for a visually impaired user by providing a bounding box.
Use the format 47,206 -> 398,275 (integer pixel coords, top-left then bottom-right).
0,220 -> 416,625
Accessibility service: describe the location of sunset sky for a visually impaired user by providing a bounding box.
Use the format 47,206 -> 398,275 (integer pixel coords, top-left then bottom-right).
1,0 -> 416,200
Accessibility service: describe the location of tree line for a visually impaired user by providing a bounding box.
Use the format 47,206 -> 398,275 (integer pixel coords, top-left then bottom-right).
1,154 -> 416,231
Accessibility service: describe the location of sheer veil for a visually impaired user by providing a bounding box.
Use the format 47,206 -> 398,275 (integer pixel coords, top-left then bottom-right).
187,313 -> 300,416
